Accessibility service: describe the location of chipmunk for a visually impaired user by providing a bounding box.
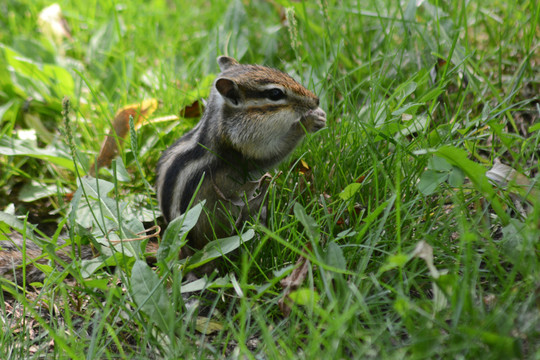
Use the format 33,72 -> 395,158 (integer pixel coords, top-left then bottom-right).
1,56 -> 326,284
156,56 -> 326,249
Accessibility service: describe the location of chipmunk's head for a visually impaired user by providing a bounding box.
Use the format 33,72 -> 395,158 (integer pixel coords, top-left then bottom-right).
214,56 -> 319,111
212,56 -> 325,160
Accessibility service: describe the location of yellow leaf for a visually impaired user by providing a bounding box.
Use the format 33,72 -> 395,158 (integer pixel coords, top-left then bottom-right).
195,316 -> 223,335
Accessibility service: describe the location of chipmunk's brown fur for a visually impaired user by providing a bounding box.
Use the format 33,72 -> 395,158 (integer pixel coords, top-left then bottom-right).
156,56 -> 326,249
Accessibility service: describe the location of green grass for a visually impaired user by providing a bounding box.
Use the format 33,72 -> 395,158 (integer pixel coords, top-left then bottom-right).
1,0 -> 539,358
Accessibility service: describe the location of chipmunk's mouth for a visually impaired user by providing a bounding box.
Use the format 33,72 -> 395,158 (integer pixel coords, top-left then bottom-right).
305,107 -> 326,118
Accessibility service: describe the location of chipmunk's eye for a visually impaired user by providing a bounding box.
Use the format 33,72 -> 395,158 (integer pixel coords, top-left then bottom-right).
265,88 -> 286,101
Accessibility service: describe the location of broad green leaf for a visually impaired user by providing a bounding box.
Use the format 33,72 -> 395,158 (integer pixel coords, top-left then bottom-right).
0,99 -> 15,121
388,79 -> 417,104
0,44 -> 74,100
435,273 -> 458,297
0,211 -> 26,231
19,181 -> 69,202
335,229 -> 357,240
377,122 -> 404,138
391,102 -> 422,116
293,202 -> 319,242
339,182 -> 361,201
82,278 -> 110,291
106,157 -> 131,182
428,156 -> 453,172
130,260 -> 171,333
399,115 -> 428,137
448,167 -> 465,187
78,177 -> 115,198
0,136 -> 75,171
76,178 -> 118,229
157,202 -> 204,263
180,275 -> 231,294
325,242 -> 347,270
12,37 -> 55,63
42,63 -> 75,98
529,122 -> 540,132
417,170 -> 449,195
401,81 -> 417,99
185,229 -> 255,271
80,252 -> 135,278
288,288 -> 320,305
119,218 -> 147,246
0,211 -> 37,238
379,253 -> 410,274
24,113 -> 55,144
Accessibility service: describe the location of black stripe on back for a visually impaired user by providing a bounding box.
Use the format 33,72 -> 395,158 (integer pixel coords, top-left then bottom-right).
160,143 -> 206,222
179,164 -> 210,215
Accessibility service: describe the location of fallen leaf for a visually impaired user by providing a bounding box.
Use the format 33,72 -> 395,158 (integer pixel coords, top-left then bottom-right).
486,159 -> 537,197
278,245 -> 311,317
486,159 -> 538,216
116,98 -> 159,130
412,240 -> 439,278
483,293 -> 497,308
297,159 -> 310,175
38,3 -> 72,45
29,345 -> 39,355
89,99 -> 158,176
196,316 -> 224,335
280,256 -> 310,290
180,100 -> 203,118
412,240 -> 448,311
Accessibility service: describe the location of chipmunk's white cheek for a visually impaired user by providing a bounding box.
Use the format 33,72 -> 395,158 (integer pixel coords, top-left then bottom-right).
263,111 -> 298,135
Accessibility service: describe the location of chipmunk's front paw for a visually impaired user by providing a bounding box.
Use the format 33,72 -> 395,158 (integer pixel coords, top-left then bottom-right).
301,107 -> 327,133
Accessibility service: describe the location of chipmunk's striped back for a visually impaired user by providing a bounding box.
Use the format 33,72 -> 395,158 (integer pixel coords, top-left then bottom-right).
156,56 -> 326,249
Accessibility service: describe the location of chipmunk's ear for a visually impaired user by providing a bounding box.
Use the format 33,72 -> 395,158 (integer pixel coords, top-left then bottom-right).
216,77 -> 241,106
217,56 -> 239,72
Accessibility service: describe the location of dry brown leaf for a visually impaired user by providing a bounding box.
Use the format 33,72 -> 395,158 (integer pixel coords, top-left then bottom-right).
89,99 -> 158,176
180,100 -> 204,118
278,245 -> 311,317
355,175 -> 366,183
